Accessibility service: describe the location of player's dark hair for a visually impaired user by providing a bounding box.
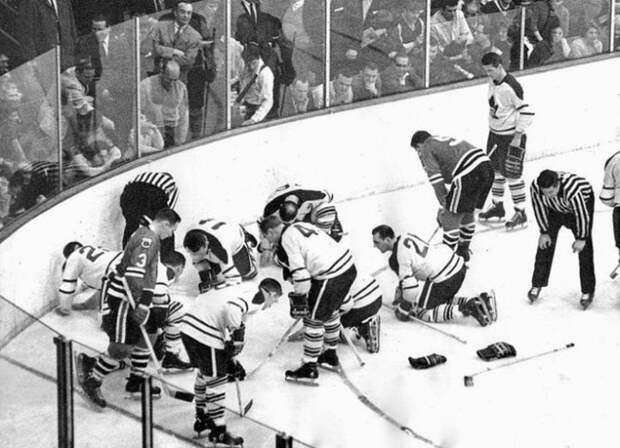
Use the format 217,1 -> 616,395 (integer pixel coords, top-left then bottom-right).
154,208 -> 181,224
537,170 -> 559,189
444,0 -> 459,7
411,130 -> 431,148
163,250 -> 186,267
259,277 -> 282,294
372,224 -> 395,239
481,51 -> 503,67
62,241 -> 83,259
183,230 -> 208,252
258,214 -> 282,234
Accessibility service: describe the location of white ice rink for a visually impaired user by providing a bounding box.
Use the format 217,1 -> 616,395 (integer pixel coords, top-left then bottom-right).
2,142 -> 620,448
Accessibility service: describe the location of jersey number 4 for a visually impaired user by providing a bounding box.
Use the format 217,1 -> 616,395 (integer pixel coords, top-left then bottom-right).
295,224 -> 318,238
403,235 -> 428,257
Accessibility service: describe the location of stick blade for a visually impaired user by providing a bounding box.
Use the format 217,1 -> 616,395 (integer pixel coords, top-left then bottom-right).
464,376 -> 474,387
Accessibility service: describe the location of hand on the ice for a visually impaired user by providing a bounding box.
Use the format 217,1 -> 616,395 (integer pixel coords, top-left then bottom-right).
132,304 -> 150,326
572,239 -> 586,253
538,234 -> 552,249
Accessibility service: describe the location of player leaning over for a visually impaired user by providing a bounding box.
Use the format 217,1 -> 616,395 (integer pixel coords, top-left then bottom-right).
371,225 -> 496,325
56,242 -> 123,315
183,218 -> 258,293
76,208 -> 181,408
180,278 -> 283,445
262,183 -> 344,243
259,215 -> 356,383
410,131 -> 493,261
479,52 -> 535,229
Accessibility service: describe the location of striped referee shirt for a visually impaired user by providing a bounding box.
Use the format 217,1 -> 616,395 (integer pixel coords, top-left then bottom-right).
531,172 -> 593,239
129,172 -> 178,209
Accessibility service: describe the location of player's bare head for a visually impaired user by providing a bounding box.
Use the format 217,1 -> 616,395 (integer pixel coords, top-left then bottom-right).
258,215 -> 284,243
537,169 -> 560,199
163,250 -> 186,280
372,225 -> 396,253
153,208 -> 181,238
481,52 -> 505,80
279,194 -> 300,223
254,277 -> 283,310
62,241 -> 83,259
410,130 -> 431,149
183,229 -> 209,256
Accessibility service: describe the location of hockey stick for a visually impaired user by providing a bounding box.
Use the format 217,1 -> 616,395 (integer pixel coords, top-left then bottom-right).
610,262 -> 620,279
337,364 -> 441,447
340,327 -> 365,367
426,225 -> 440,245
121,277 -> 194,402
233,377 -> 253,416
382,303 -> 468,345
463,342 -> 575,387
247,318 -> 302,379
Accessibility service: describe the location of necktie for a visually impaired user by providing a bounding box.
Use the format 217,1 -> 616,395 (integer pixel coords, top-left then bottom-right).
250,4 -> 257,24
99,40 -> 108,58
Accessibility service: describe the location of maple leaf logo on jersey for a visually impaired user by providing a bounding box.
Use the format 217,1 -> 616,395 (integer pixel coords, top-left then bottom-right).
141,238 -> 152,248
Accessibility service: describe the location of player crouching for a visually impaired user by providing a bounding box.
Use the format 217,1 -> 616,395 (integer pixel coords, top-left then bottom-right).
372,225 -> 497,326
180,277 -> 283,445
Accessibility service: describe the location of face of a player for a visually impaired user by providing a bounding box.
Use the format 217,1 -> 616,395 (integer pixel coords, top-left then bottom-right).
167,264 -> 185,282
372,234 -> 392,253
158,222 -> 178,239
260,288 -> 281,310
188,245 -> 209,260
482,64 -> 503,82
541,185 -> 560,200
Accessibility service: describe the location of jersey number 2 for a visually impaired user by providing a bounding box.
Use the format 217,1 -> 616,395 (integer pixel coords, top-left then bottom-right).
403,236 -> 428,257
79,246 -> 105,263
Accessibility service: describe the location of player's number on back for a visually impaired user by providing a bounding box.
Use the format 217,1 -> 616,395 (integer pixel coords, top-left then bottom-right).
295,224 -> 318,238
79,246 -> 105,263
403,236 -> 428,257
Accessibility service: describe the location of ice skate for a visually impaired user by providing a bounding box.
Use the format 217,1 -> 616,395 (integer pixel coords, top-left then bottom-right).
580,292 -> 594,310
208,424 -> 244,447
285,362 -> 319,386
161,351 -> 192,373
460,296 -> 491,326
125,373 -> 162,400
317,349 -> 340,372
357,315 -> 380,353
505,208 -> 527,230
75,353 -> 107,408
193,409 -> 215,439
478,201 -> 505,222
479,291 -> 497,322
528,286 -> 541,304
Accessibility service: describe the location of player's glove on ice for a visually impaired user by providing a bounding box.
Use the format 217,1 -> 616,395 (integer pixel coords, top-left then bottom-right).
408,353 -> 447,369
289,292 -> 309,318
477,342 -> 517,361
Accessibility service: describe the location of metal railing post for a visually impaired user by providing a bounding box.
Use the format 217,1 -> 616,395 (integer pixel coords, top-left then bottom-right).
519,6 -> 525,70
424,0 -> 431,89
141,376 -> 153,448
55,46 -> 63,193
610,0 -> 616,52
324,0 -> 331,109
225,0 -> 232,130
54,336 -> 74,448
134,17 -> 142,159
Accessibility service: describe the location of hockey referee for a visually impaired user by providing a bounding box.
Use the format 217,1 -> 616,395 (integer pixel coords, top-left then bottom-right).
120,171 -> 179,258
528,169 -> 595,309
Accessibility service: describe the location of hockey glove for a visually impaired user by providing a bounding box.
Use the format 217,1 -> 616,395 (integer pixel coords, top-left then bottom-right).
408,353 -> 447,370
228,324 -> 246,357
288,292 -> 309,318
477,342 -> 517,361
504,145 -> 525,179
226,359 -> 247,382
132,304 -> 150,326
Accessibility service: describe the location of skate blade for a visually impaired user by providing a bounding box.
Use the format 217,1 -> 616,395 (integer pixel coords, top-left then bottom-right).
161,367 -> 193,374
505,223 -> 528,231
488,290 -> 497,322
124,392 -> 162,400
478,217 -> 505,225
318,363 -> 341,373
284,377 -> 319,386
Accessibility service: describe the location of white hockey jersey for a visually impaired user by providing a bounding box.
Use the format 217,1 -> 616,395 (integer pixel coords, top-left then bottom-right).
188,218 -> 248,284
487,74 -> 534,136
263,184 -> 333,222
280,222 -> 354,295
339,273 -> 382,314
181,283 -> 251,350
389,233 -> 464,302
600,151 -> 620,207
59,246 -> 122,297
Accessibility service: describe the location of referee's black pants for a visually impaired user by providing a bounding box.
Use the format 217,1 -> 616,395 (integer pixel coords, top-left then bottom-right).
120,182 -> 175,259
532,198 -> 595,294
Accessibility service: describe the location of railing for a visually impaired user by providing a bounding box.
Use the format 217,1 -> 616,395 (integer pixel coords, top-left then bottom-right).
0,0 -> 619,232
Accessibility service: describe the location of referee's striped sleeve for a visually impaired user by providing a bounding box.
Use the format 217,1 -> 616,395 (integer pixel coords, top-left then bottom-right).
570,193 -> 590,240
530,181 -> 549,234
132,172 -> 178,209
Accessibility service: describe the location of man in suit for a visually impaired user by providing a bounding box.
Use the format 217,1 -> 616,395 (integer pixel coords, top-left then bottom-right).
17,0 -> 78,70
235,0 -> 296,119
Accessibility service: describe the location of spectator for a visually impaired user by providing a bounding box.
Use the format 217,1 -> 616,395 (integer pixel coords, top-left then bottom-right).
569,23 -> 604,58
280,76 -> 316,117
426,39 -> 469,85
468,23 -> 497,71
8,163 -> 59,215
140,59 -> 189,148
0,82 -> 30,173
431,0 -> 474,50
0,54 -> 9,76
359,8 -> 397,70
150,1 -> 202,79
0,167 -> 11,226
550,0 -> 570,36
526,24 -> 570,67
70,137 -> 122,183
390,0 -> 425,58
480,0 -> 516,14
615,14 -> 620,50
319,69 -> 355,107
352,61 -> 382,101
16,0 -> 78,70
509,0 -> 559,68
491,22 -> 513,68
463,0 -> 490,30
381,53 -> 423,95
127,113 -> 165,158
237,45 -> 275,126
60,58 -> 98,115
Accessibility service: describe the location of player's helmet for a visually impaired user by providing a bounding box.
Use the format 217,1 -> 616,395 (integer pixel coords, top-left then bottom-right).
279,194 -> 300,222
62,241 -> 83,259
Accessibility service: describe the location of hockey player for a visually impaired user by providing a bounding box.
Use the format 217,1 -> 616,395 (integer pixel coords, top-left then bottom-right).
183,218 -> 258,293
599,150 -> 620,262
259,214 -> 357,383
410,131 -> 494,261
180,277 -> 284,446
529,170 -> 595,308
261,183 -> 344,243
479,52 -> 535,229
76,208 -> 181,408
56,242 -> 123,315
371,225 -> 496,325
120,172 -> 179,259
